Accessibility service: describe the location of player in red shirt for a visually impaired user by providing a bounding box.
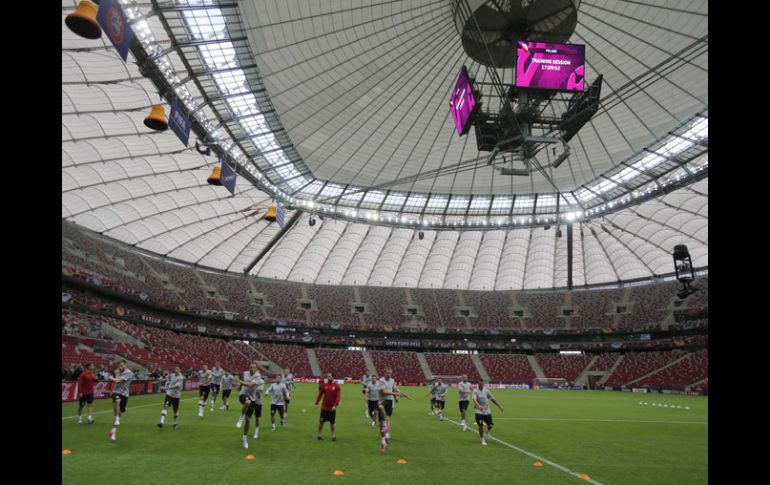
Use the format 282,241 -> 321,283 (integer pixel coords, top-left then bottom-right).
315,372 -> 341,441
77,363 -> 97,424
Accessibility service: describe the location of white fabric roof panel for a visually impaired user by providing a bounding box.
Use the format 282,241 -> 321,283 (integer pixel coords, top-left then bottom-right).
62,0 -> 707,290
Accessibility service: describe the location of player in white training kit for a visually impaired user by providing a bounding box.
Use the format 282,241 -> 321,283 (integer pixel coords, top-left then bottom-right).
158,365 -> 184,429
220,370 -> 233,410
283,368 -> 294,419
197,365 -> 212,418
457,375 -> 473,431
108,360 -> 134,442
233,363 -> 265,449
266,375 -> 290,430
361,372 -> 372,417
209,362 -> 224,412
426,378 -> 438,415
378,369 -> 411,443
472,380 -> 504,446
433,377 -> 449,421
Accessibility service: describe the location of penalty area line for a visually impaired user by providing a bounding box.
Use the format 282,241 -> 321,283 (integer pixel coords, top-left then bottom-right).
445,417 -> 605,485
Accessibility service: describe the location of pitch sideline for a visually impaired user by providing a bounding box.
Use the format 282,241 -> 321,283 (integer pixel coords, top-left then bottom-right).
445,417 -> 606,485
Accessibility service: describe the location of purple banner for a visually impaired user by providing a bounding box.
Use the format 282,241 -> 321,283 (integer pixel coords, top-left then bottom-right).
97,0 -> 133,62
220,161 -> 237,195
449,66 -> 476,136
169,99 -> 191,146
516,41 -> 585,92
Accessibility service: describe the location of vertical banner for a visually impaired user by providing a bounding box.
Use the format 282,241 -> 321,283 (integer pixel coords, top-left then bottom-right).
97,0 -> 133,62
277,203 -> 286,227
220,161 -> 237,195
169,99 -> 192,146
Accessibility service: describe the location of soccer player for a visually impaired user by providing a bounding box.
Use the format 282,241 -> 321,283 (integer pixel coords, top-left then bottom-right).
77,363 -> 96,424
361,371 -> 372,417
158,365 -> 184,429
434,377 -> 448,421
315,372 -> 341,441
472,380 -> 504,446
107,360 -> 134,442
266,375 -> 290,430
458,374 -> 473,431
379,369 -> 411,441
209,362 -> 224,412
234,363 -> 265,449
283,368 -> 294,418
365,372 -> 381,428
219,370 -> 233,410
425,378 -> 438,416
196,364 -> 212,418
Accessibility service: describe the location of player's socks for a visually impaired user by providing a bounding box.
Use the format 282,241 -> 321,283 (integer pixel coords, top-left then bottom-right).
78,416 -> 83,424
236,416 -> 244,428
254,427 -> 260,439
110,428 -> 117,441
272,423 -> 276,431
371,420 -> 376,428
242,436 -> 249,449
481,439 -> 487,446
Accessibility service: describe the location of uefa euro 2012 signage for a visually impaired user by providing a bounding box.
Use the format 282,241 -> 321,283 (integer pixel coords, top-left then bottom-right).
97,0 -> 132,62
169,99 -> 191,146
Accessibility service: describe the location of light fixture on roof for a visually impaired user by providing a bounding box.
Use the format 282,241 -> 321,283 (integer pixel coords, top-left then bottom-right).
206,167 -> 222,186
673,244 -> 699,300
144,105 -> 169,131
65,1 -> 102,39
195,140 -> 212,156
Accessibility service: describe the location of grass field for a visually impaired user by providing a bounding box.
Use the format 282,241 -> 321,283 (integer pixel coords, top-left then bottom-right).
62,384 -> 707,484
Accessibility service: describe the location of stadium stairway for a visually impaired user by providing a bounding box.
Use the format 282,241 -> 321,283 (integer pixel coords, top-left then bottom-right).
598,354 -> 625,386
306,348 -> 322,377
470,353 -> 490,382
100,322 -> 145,346
623,353 -> 692,387
416,353 -> 433,381
573,355 -> 599,387
362,350 -> 378,375
686,377 -> 708,390
526,355 -> 546,379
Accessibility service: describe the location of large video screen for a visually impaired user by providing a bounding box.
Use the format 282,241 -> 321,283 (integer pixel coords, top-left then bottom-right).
449,66 -> 476,136
516,41 -> 585,92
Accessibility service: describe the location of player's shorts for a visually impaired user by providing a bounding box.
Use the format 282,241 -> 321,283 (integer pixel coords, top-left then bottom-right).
362,389 -> 367,395
79,393 -> 94,405
320,409 -> 336,424
211,384 -> 220,394
270,404 -> 285,418
239,395 -> 261,418
459,400 -> 470,413
111,393 -> 129,413
475,413 -> 493,428
381,399 -> 394,417
199,385 -> 210,400
435,400 -> 445,410
222,389 -> 231,399
285,398 -> 290,405
368,400 -> 381,415
164,395 -> 180,412
430,398 -> 436,406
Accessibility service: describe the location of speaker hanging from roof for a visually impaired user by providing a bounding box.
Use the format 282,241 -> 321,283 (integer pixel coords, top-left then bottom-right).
144,105 -> 169,131
453,0 -> 580,67
65,1 -> 102,40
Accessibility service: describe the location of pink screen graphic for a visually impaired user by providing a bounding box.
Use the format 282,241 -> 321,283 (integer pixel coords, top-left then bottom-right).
516,41 -> 585,92
449,66 -> 476,136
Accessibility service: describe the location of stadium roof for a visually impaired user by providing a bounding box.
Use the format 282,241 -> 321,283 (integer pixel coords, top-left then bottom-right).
61,0 -> 707,289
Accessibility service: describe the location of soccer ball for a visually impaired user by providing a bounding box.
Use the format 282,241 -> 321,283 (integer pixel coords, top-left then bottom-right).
302,409 -> 306,413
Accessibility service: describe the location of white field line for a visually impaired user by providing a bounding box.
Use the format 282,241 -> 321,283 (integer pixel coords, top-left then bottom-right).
62,397 -> 198,420
445,417 -> 605,485
492,417 -> 707,425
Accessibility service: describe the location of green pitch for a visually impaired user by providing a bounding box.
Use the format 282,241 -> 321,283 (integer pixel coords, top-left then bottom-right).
62,385 -> 707,484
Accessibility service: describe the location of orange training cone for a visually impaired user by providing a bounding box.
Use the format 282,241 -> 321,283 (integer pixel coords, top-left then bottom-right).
579,474 -> 590,480
397,459 -> 407,464
533,461 -> 543,467
62,449 -> 72,455
245,454 -> 255,460
334,470 -> 344,476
